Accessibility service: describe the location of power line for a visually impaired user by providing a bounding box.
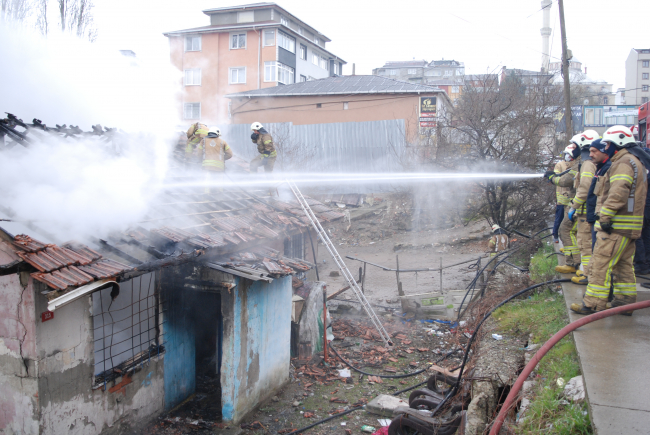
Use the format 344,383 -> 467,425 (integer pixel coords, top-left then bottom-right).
526,0 -> 554,19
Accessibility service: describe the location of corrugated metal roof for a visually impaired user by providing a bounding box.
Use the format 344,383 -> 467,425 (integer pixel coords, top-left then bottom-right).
226,75 -> 444,98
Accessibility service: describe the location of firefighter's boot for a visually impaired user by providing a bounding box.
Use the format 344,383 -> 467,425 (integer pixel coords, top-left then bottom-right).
555,264 -> 577,274
571,275 -> 588,285
570,295 -> 607,315
576,270 -> 585,277
606,295 -> 636,316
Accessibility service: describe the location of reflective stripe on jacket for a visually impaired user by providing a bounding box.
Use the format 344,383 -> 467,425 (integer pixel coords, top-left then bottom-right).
571,160 -> 596,214
594,149 -> 648,239
554,161 -> 572,205
199,137 -> 233,171
253,133 -> 277,157
186,123 -> 209,153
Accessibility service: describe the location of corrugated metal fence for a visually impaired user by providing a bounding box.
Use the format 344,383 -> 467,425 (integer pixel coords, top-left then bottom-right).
220,119 -> 407,173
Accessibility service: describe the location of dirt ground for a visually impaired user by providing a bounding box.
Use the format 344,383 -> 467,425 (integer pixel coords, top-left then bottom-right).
140,193 -> 499,435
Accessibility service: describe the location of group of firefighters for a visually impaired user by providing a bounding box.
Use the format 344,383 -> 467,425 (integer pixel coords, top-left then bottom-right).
545,124 -> 650,316
184,121 -> 276,176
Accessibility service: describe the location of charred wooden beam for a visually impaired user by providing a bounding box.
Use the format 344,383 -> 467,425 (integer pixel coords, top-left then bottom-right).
119,249 -> 204,280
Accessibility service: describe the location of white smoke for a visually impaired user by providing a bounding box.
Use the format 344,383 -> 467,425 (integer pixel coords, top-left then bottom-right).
0,23 -> 181,242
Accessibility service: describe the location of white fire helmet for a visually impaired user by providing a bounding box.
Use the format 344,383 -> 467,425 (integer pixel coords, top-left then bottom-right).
491,224 -> 500,232
208,126 -> 220,136
602,125 -> 635,148
251,121 -> 263,131
576,130 -> 600,150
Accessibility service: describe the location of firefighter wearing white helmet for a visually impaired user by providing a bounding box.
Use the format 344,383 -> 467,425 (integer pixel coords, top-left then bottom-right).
185,122 -> 209,163
565,130 -> 601,285
249,121 -> 277,173
488,224 -> 509,252
197,126 -> 233,193
546,141 -> 582,273
571,125 -> 648,315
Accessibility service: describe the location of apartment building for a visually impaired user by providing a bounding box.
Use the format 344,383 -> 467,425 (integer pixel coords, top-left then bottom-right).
373,59 -> 465,101
164,3 -> 346,124
625,48 -> 650,105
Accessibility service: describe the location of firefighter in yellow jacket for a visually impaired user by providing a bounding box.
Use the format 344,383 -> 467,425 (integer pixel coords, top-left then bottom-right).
249,122 -> 277,173
571,126 -> 648,315
553,158 -> 572,243
546,141 -> 581,272
185,122 -> 209,163
566,130 -> 600,285
197,126 -> 233,193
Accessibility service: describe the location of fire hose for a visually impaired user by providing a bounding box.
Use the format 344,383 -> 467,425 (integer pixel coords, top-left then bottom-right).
489,299 -> 650,435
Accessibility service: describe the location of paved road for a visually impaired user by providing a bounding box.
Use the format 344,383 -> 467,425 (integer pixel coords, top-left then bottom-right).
558,271 -> 650,434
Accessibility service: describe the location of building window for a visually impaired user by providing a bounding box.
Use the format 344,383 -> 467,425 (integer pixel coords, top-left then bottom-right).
333,63 -> 338,75
603,97 -> 608,104
316,103 -> 322,108
185,36 -> 201,51
643,61 -> 649,67
299,44 -> 307,60
184,102 -> 200,119
278,31 -> 295,53
300,75 -> 306,82
643,73 -> 649,80
643,97 -> 649,103
92,273 -> 163,386
314,36 -> 319,45
263,30 -> 275,46
452,85 -> 459,93
455,69 -> 463,75
408,68 -> 417,74
444,70 -> 452,76
230,33 -> 246,49
280,15 -> 288,26
264,61 -> 294,84
319,57 -> 328,70
229,67 -> 246,84
184,68 -> 201,86
298,27 -> 303,35
343,102 -> 349,110
237,11 -> 254,23
312,53 -> 319,65
390,69 -> 397,76
434,70 -> 442,76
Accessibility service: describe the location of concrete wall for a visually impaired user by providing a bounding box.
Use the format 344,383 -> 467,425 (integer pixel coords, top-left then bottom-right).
220,275 -> 292,423
34,277 -> 164,435
0,273 -> 39,435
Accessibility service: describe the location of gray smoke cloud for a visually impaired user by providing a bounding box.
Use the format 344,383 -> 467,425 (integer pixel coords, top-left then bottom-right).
0,23 -> 181,242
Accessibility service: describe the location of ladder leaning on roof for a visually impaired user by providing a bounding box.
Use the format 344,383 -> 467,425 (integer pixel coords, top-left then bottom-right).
286,179 -> 393,347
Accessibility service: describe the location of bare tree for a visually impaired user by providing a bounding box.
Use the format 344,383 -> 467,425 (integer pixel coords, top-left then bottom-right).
1,0 -> 33,23
436,72 -> 562,230
57,0 -> 96,41
35,0 -> 47,35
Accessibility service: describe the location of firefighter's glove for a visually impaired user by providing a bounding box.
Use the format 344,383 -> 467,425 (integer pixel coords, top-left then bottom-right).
262,152 -> 271,157
594,214 -> 600,221
543,170 -> 556,183
568,208 -> 576,222
251,133 -> 259,141
600,221 -> 613,234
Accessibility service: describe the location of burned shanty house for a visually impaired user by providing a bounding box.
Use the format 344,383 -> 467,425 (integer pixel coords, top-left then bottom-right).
0,115 -> 343,434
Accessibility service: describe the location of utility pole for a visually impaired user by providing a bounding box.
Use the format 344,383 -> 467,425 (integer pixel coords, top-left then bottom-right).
558,0 -> 573,138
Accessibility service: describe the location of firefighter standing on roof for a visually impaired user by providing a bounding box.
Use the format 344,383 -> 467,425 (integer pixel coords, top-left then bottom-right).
566,130 -> 600,285
571,125 -> 649,315
185,122 -> 209,164
249,122 -> 277,173
198,126 -> 232,193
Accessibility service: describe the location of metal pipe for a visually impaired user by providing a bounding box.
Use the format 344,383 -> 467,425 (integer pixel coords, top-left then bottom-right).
490,299 -> 650,435
323,287 -> 328,362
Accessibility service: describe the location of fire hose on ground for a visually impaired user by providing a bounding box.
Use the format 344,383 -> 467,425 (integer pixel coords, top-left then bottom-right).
489,298 -> 650,435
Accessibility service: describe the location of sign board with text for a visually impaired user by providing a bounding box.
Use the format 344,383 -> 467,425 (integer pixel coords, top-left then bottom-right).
420,96 -> 437,116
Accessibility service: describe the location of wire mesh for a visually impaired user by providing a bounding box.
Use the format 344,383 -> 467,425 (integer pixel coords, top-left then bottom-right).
91,272 -> 166,387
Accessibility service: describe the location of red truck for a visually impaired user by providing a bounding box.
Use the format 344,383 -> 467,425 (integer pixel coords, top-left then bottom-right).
639,102 -> 649,147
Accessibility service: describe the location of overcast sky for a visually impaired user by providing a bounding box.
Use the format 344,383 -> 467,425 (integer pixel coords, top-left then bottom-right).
59,0 -> 650,91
